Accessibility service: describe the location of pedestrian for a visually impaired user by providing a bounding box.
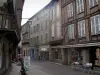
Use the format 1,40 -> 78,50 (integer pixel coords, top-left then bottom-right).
20,58 -> 27,75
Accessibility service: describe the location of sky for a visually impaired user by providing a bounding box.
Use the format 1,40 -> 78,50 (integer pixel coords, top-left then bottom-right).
21,0 -> 51,25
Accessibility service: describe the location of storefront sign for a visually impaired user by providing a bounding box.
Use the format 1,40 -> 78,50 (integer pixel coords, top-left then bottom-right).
41,48 -> 47,51
24,56 -> 30,70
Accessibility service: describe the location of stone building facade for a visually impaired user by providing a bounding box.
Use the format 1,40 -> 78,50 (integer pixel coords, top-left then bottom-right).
49,0 -> 63,63
51,0 -> 100,70
22,21 -> 30,57
0,0 -> 24,74
29,0 -> 58,60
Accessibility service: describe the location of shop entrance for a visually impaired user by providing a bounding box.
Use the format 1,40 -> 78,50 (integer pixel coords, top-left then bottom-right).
89,46 -> 98,69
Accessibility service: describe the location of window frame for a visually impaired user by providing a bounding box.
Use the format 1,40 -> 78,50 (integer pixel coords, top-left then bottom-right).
76,0 -> 84,14
91,14 -> 100,35
89,0 -> 98,8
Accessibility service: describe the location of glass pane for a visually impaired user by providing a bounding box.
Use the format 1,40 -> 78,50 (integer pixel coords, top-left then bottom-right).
98,15 -> 100,32
0,15 -> 2,28
95,0 -> 98,5
92,17 -> 94,26
95,15 -> 99,26
96,25 -> 99,34
89,0 -> 91,7
92,27 -> 95,34
82,29 -> 84,36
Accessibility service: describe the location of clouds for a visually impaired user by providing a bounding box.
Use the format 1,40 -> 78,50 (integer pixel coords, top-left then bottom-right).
21,0 -> 51,25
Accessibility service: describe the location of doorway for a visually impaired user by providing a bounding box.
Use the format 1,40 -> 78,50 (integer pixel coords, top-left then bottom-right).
89,47 -> 97,69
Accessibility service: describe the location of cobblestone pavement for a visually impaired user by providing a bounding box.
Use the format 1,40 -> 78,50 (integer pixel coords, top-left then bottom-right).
10,61 -> 98,75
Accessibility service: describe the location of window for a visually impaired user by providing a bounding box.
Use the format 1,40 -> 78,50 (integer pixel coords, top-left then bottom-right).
91,14 -> 100,35
67,3 -> 73,18
57,4 -> 60,17
5,19 -> 8,28
45,20 -> 47,28
34,26 -> 35,33
37,36 -> 39,44
78,20 -> 85,38
89,0 -> 98,7
37,24 -> 39,31
68,24 -> 74,39
45,33 -> 48,42
52,24 -> 55,37
41,35 -> 43,44
0,15 -> 3,28
0,43 -> 2,68
76,0 -> 84,13
53,7 -> 55,21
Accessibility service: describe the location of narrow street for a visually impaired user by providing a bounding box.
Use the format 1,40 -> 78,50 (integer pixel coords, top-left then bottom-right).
10,61 -> 96,75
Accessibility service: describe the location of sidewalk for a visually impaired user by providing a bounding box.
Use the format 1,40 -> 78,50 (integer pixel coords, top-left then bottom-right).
10,64 -> 21,75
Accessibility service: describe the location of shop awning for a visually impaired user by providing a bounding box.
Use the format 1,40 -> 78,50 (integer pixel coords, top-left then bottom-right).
0,28 -> 19,46
52,42 -> 100,48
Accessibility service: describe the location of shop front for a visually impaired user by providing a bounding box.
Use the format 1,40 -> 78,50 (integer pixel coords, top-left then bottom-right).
89,46 -> 100,70
39,45 -> 50,60
54,48 -> 62,62
67,48 -> 89,65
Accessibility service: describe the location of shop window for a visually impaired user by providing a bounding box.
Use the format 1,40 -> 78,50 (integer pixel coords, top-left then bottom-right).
71,50 -> 79,62
95,48 -> 100,66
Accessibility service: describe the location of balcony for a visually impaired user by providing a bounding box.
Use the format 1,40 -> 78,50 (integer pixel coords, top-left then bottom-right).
22,39 -> 29,44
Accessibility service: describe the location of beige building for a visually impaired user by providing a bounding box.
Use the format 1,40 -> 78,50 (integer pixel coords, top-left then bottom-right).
49,0 -> 62,62
22,21 -> 30,56
29,0 -> 61,60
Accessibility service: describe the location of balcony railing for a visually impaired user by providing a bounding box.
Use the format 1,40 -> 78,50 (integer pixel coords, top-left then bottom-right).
22,39 -> 29,44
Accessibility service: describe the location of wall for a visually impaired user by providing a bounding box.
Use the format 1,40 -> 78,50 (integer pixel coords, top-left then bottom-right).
61,0 -> 100,45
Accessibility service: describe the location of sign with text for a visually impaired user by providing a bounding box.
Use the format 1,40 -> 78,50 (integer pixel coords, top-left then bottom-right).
24,56 -> 30,70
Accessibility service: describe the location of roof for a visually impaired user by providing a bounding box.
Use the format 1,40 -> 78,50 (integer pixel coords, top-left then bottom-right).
29,0 -> 56,20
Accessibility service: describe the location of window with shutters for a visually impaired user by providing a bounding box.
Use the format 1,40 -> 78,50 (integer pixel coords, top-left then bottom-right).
76,0 -> 84,14
0,15 -> 2,28
78,20 -> 85,38
89,0 -> 98,8
68,24 -> 74,39
67,3 -> 73,18
91,14 -> 100,35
